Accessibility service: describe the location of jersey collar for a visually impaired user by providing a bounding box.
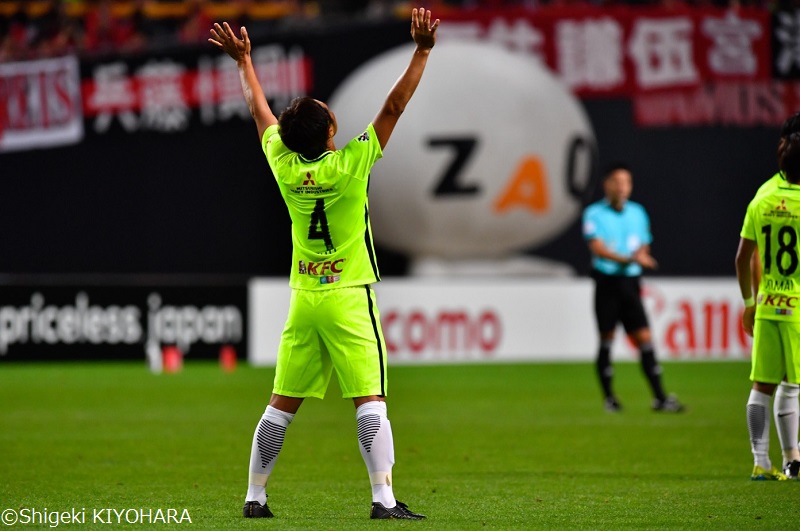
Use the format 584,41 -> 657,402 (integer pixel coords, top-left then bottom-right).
299,151 -> 334,163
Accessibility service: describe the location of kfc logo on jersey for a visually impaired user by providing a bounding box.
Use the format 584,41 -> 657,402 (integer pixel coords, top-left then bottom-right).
298,259 -> 345,275
758,294 -> 798,308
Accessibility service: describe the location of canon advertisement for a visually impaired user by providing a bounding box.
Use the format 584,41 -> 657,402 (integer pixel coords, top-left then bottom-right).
250,278 -> 750,366
0,283 -> 247,362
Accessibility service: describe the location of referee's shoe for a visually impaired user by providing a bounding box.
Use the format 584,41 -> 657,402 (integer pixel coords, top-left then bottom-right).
652,395 -> 685,413
604,396 -> 623,412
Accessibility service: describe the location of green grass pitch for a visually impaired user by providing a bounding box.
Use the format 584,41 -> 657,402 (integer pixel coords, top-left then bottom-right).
1,360 -> 797,529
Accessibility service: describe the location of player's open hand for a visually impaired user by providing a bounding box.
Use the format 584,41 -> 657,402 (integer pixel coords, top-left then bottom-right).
410,7 -> 439,50
209,22 -> 250,63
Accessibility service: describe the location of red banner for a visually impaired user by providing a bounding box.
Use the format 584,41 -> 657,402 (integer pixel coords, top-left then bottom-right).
440,6 -> 771,98
80,46 -> 313,133
0,56 -> 84,152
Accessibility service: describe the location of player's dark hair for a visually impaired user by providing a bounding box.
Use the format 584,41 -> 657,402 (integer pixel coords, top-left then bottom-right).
278,97 -> 332,160
778,112 -> 800,162
602,162 -> 631,181
780,132 -> 800,184
781,112 -> 800,139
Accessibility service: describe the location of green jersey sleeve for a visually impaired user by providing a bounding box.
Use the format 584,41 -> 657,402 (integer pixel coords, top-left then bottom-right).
740,198 -> 758,241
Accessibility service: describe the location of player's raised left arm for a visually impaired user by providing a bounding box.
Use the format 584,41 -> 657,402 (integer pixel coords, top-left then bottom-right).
209,22 -> 278,142
372,8 -> 439,150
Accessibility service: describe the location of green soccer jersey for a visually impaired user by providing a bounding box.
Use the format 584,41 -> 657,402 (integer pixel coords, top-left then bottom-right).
741,181 -> 800,321
262,123 -> 383,290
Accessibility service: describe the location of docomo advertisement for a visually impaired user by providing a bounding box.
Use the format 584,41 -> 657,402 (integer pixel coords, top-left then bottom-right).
248,278 -> 752,366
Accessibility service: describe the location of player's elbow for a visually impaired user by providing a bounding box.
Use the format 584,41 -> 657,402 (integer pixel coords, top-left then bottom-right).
384,100 -> 406,118
384,90 -> 413,116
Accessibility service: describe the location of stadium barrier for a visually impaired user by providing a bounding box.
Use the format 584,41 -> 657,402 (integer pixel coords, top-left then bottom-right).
0,277 -> 248,363
249,277 -> 750,366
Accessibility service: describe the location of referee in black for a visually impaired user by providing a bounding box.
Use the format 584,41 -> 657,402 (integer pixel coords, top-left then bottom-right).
582,163 -> 684,413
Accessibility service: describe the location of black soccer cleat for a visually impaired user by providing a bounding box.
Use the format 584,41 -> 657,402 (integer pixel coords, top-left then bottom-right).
784,460 -> 800,479
243,500 -> 273,518
604,396 -> 623,412
370,501 -> 426,520
652,395 -> 685,413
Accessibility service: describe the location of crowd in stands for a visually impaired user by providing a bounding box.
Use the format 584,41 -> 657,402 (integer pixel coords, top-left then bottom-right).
0,0 -> 778,62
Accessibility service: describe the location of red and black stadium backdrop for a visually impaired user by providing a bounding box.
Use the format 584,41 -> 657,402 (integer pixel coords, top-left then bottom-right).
0,6 -> 798,359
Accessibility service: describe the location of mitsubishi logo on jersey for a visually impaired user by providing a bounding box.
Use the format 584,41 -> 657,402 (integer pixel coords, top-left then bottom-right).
303,172 -> 315,186
777,199 -> 787,211
298,259 -> 345,275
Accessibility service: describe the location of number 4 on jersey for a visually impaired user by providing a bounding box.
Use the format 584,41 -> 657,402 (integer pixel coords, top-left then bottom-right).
309,198 -> 335,253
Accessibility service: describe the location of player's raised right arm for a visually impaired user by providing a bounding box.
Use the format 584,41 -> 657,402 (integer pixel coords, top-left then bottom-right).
372,8 -> 439,151
209,22 -> 278,142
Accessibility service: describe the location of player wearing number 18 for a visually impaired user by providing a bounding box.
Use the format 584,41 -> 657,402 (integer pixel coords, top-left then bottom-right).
209,7 -> 438,520
736,131 -> 800,481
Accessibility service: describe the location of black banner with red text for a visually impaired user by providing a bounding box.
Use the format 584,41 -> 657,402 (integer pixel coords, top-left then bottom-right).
0,10 -> 792,279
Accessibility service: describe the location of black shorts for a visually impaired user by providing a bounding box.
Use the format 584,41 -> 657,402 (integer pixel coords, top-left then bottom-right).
592,270 -> 650,334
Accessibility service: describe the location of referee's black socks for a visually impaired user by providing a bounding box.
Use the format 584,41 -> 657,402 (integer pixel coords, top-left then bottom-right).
639,344 -> 666,402
596,341 -> 614,399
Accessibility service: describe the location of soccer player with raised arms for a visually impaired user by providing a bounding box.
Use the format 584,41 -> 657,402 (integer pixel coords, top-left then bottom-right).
209,7 -> 438,519
736,130 -> 800,481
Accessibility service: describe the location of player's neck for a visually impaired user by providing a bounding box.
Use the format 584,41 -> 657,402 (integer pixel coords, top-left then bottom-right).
607,198 -> 625,211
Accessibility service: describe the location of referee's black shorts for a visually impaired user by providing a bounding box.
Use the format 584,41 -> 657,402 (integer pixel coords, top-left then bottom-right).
592,270 -> 650,334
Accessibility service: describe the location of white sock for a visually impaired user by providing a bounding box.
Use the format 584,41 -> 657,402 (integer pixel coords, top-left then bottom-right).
774,382 -> 800,465
245,405 -> 295,505
356,401 -> 396,507
747,389 -> 773,470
